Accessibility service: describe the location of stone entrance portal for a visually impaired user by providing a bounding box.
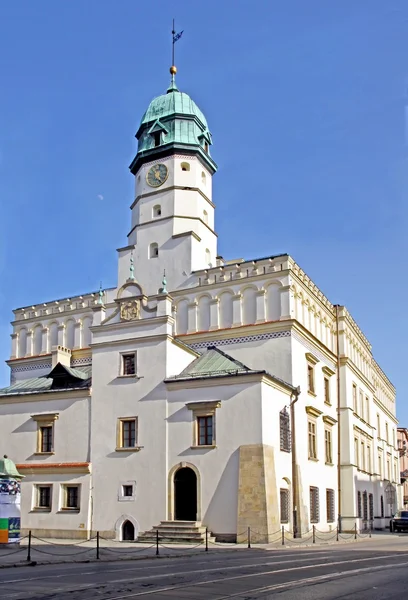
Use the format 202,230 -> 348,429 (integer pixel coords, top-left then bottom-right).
174,467 -> 197,521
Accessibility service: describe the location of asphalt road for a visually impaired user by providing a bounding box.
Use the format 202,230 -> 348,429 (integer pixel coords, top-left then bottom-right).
1,539 -> 408,599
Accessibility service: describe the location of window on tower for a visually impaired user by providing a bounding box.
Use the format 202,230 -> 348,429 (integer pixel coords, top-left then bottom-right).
204,142 -> 209,153
149,243 -> 159,258
180,162 -> 190,171
152,131 -> 161,147
153,205 -> 161,218
203,210 -> 208,224
201,171 -> 206,185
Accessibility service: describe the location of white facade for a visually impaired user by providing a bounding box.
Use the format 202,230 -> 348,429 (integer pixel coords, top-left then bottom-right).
0,73 -> 399,540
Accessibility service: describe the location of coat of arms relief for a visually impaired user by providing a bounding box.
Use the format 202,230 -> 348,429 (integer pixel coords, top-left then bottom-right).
120,299 -> 140,321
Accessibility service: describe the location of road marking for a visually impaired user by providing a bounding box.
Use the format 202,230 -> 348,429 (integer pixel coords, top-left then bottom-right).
213,560 -> 408,599
0,550 -> 332,584
105,553 -> 408,599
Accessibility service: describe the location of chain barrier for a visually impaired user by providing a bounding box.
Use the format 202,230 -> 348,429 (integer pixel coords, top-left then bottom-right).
159,541 -> 204,551
30,546 -> 94,557
31,535 -> 97,546
100,544 -> 156,554
0,546 -> 26,558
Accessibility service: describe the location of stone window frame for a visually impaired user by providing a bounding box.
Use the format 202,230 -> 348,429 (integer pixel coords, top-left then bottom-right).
352,383 -> 358,414
32,484 -> 53,512
326,488 -> 335,523
322,415 -> 336,466
119,351 -> 137,378
310,486 -> 320,523
306,406 -> 323,461
280,488 -> 290,523
186,401 -> 220,449
118,480 -> 136,502
60,484 -> 81,512
116,417 -> 142,452
31,413 -> 59,455
322,366 -> 334,407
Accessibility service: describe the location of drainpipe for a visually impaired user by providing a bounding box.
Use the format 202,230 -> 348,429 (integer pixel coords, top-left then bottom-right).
290,386 -> 301,538
335,305 -> 342,532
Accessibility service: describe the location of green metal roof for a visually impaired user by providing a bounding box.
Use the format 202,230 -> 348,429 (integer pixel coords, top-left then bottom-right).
0,456 -> 24,479
132,74 -> 215,170
0,365 -> 92,396
168,346 -> 254,380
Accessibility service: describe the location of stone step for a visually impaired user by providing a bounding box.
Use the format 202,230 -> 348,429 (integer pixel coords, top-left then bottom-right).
137,532 -> 215,544
136,520 -> 214,544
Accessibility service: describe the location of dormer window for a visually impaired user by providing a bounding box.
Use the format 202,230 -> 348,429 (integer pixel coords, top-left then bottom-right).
152,131 -> 161,147
204,142 -> 209,153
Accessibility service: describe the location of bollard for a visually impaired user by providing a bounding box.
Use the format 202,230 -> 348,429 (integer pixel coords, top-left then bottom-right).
354,524 -> 357,540
336,527 -> 339,542
312,525 -> 316,544
281,526 -> 285,546
205,528 -> 208,552
247,527 -> 251,549
96,531 -> 100,560
27,530 -> 32,562
156,529 -> 159,556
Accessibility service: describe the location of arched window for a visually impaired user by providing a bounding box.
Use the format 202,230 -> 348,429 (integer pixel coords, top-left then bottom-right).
201,171 -> 206,185
205,249 -> 211,267
180,162 -> 190,172
153,205 -> 162,218
149,243 -> 159,258
203,210 -> 208,225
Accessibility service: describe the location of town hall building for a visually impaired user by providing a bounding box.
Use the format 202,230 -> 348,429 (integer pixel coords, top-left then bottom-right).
0,65 -> 399,542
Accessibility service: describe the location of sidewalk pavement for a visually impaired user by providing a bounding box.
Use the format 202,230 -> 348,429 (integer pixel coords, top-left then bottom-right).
0,530 -> 397,569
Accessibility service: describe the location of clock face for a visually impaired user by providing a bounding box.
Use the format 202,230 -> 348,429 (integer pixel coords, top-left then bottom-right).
146,163 -> 168,188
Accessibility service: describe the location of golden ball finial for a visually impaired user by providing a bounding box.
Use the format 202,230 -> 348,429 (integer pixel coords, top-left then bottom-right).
170,65 -> 177,75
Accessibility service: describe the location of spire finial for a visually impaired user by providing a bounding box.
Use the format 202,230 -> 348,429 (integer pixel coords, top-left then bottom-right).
98,281 -> 104,306
129,252 -> 135,281
168,19 -> 183,93
161,269 -> 167,294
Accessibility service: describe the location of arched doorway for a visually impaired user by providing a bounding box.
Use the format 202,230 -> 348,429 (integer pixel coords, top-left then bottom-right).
174,467 -> 197,521
122,520 -> 135,541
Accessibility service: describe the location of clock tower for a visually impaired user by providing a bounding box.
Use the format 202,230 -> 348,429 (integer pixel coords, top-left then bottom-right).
117,67 -> 217,295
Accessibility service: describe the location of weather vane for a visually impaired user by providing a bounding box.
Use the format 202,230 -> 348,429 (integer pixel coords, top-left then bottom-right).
171,19 -> 183,71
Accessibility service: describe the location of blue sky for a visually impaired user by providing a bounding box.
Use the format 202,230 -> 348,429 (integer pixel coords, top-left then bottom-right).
0,2 -> 407,420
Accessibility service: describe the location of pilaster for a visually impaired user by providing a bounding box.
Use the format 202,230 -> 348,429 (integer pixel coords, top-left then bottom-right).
255,290 -> 266,324
209,299 -> 219,330
10,333 -> 18,359
187,302 -> 198,334
41,328 -> 49,355
232,294 -> 242,328
74,321 -> 82,349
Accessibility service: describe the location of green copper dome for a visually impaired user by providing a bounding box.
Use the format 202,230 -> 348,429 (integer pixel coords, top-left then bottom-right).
130,74 -> 217,174
140,86 -> 208,130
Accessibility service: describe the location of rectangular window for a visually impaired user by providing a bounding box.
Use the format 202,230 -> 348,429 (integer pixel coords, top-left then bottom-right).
387,459 -> 391,481
40,426 -> 53,453
385,422 -> 389,444
310,487 -> 319,523
308,420 -> 317,459
197,415 -> 213,446
363,491 -> 368,520
378,453 -> 383,479
326,489 -> 335,523
360,441 -> 365,471
325,429 -> 332,464
62,485 -> 80,510
381,495 -> 384,518
359,391 -> 364,418
357,491 -> 362,518
354,438 -> 359,467
377,414 -> 381,438
35,485 -> 52,510
280,409 -> 291,452
365,396 -> 370,423
280,489 -> 290,523
366,446 -> 371,474
393,429 -> 396,449
307,365 -> 315,394
123,485 -> 133,497
324,377 -> 330,405
120,419 -> 137,448
122,353 -> 136,376
353,384 -> 357,413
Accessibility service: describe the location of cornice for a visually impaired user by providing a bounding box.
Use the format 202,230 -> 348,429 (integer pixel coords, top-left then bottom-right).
323,415 -> 337,426
127,214 -> 217,239
0,389 -> 91,404
12,305 -> 95,328
172,270 -> 289,296
90,332 -> 170,349
176,320 -> 292,345
166,372 -> 293,394
90,315 -> 173,334
7,354 -> 52,366
339,357 -> 374,393
17,462 -> 91,475
373,397 -> 398,424
130,184 -> 215,210
353,424 -> 373,441
305,406 -> 323,418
